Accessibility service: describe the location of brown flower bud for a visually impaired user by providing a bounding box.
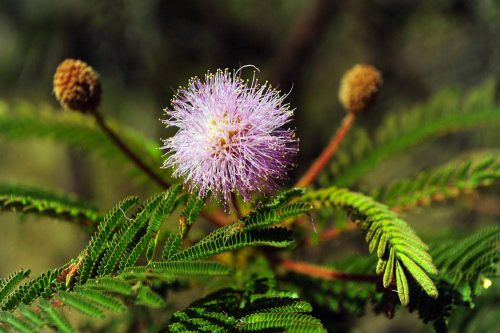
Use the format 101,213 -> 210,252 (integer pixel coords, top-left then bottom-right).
338,64 -> 382,113
53,59 -> 101,113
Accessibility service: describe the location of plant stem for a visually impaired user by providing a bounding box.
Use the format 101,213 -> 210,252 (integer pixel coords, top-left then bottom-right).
305,222 -> 358,246
230,193 -> 242,220
463,194 -> 500,217
203,209 -> 230,226
296,112 -> 356,187
93,111 -> 170,189
281,259 -> 378,283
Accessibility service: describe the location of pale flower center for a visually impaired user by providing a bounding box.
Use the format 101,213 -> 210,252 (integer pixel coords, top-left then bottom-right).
208,113 -> 243,158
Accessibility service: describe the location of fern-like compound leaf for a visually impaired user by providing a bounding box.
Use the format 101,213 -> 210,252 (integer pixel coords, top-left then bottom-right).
0,184 -> 100,225
265,188 -> 307,208
433,225 -> 499,287
407,225 -> 500,330
0,311 -> 37,333
148,185 -> 182,236
18,304 -> 44,329
83,278 -> 132,296
0,191 -> 314,332
304,187 -> 438,305
374,155 -> 500,212
55,292 -> 105,319
179,195 -> 205,238
79,196 -> 139,283
39,299 -> 74,333
97,194 -> 163,276
162,232 -> 182,261
243,202 -> 312,231
170,227 -> 293,261
168,277 -> 326,332
239,312 -> 326,333
72,286 -> 125,313
0,269 -> 30,308
135,286 -> 165,308
118,236 -> 150,272
132,261 -> 232,277
395,261 -> 410,306
118,188 -> 182,271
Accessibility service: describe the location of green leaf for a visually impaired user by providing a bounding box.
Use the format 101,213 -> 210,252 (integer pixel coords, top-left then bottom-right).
304,187 -> 438,304
83,278 -> 132,296
162,232 -> 182,261
0,311 -> 36,333
407,226 -> 500,328
398,253 -> 438,298
395,261 -> 410,306
179,194 -> 205,238
39,299 -> 74,333
97,194 -> 163,276
135,286 -> 165,308
79,196 -> 139,283
243,202 -> 312,231
72,287 -> 125,313
0,184 -> 100,225
18,304 -> 44,328
147,261 -> 231,276
239,312 -> 326,333
171,227 -> 293,261
55,292 -> 105,318
0,269 -> 30,307
147,185 -> 182,236
374,155 -> 500,211
168,277 -> 326,332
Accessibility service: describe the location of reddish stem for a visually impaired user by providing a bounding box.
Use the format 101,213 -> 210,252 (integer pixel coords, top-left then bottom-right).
296,112 -> 356,187
463,194 -> 500,217
281,259 -> 378,283
306,222 -> 358,246
202,210 -> 230,226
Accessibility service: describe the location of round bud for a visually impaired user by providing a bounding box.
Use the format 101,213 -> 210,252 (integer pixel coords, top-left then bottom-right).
338,64 -> 382,113
53,59 -> 101,113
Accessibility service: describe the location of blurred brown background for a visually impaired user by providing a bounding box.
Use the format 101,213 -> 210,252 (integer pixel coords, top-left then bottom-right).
0,0 -> 499,331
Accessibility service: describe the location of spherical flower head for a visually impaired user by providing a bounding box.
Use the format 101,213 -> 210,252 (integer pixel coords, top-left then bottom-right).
53,59 -> 101,113
338,64 -> 382,113
161,68 -> 298,203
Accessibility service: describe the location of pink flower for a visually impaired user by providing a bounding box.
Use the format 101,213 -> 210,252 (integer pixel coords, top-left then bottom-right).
161,68 -> 298,203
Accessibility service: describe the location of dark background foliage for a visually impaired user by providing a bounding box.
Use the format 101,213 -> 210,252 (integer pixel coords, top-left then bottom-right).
2,0 -> 498,172
0,0 -> 498,331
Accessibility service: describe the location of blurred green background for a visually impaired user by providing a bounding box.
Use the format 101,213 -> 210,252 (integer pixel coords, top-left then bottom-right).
0,0 -> 499,332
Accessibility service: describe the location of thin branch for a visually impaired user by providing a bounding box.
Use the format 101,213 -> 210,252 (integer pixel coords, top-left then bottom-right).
296,112 -> 356,187
281,259 -> 378,283
305,222 -> 358,246
93,111 -> 170,189
201,210 -> 230,227
230,193 -> 242,220
463,194 -> 500,217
